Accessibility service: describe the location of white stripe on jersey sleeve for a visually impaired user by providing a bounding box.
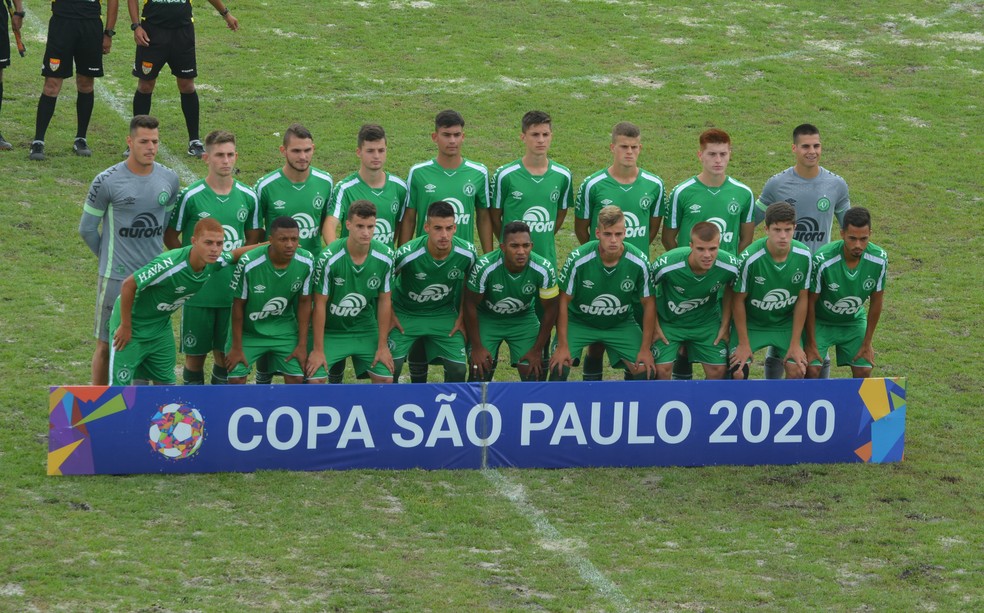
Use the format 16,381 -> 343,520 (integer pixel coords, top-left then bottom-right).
492,163 -> 522,210
174,183 -> 208,230
668,177 -> 697,229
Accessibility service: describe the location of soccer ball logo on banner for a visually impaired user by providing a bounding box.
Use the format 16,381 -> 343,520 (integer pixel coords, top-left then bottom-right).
148,403 -> 205,460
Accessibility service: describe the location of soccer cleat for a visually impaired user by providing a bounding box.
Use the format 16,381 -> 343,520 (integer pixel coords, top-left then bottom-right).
0,134 -> 12,151
73,137 -> 93,157
121,146 -> 130,159
28,140 -> 46,161
187,139 -> 205,158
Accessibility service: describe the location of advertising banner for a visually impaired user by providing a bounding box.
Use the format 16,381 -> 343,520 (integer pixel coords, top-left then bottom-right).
48,378 -> 906,475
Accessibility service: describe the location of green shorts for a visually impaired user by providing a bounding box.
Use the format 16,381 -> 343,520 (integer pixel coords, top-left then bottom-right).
180,305 -> 231,355
813,319 -> 871,368
388,311 -> 467,364
109,327 -> 176,385
227,336 -> 304,379
729,323 -> 798,359
314,330 -> 392,378
654,320 -> 728,365
562,317 -> 643,369
473,313 -> 539,366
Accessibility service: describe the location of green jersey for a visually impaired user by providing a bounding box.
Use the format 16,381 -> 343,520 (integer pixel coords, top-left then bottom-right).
254,167 -> 333,254
329,171 -> 408,246
735,237 -> 813,327
314,238 -> 394,333
664,175 -> 754,254
491,158 -> 573,266
574,168 -> 664,254
558,241 -> 650,329
127,246 -> 232,339
169,179 -> 260,307
403,158 -> 490,245
230,245 -> 315,344
392,235 -> 477,316
810,240 -> 888,324
468,250 -> 558,319
650,247 -> 740,327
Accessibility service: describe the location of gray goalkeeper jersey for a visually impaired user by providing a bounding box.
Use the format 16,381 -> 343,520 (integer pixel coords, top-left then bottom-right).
754,166 -> 850,253
79,161 -> 180,279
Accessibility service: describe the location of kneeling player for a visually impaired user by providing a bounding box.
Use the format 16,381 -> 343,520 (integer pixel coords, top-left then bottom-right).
464,221 -> 559,381
728,202 -> 812,379
650,222 -> 739,380
109,218 -> 250,385
388,201 -> 477,383
806,207 -> 887,378
226,217 -> 315,384
307,201 -> 395,383
549,205 -> 655,380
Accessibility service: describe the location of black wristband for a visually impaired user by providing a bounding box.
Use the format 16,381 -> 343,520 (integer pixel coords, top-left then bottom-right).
13,11 -> 26,17
131,23 -> 142,31
219,8 -> 230,16
104,29 -> 116,38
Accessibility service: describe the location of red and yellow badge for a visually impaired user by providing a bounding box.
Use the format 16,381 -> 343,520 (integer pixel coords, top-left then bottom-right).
141,61 -> 153,75
49,58 -> 61,72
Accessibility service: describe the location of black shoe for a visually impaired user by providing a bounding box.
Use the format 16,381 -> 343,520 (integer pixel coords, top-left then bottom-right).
73,137 -> 93,157
28,140 -> 46,161
187,139 -> 205,158
0,134 -> 12,151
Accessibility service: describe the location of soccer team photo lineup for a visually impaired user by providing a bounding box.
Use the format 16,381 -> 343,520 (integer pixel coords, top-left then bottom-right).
1,0 -> 888,387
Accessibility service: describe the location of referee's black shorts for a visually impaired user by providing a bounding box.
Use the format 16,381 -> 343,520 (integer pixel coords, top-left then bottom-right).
40,15 -> 105,79
133,23 -> 197,80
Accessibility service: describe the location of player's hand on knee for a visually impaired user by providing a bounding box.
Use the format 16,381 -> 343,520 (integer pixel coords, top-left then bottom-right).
113,325 -> 132,351
854,343 -> 875,367
305,350 -> 327,378
730,344 -> 752,370
225,349 -> 247,371
784,346 -> 808,376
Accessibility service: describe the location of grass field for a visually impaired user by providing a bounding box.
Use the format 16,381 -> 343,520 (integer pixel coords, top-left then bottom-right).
1,0 -> 982,610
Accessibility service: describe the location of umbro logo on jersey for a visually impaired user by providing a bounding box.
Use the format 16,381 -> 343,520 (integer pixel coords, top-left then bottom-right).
511,191 -> 524,199
601,199 -> 614,206
754,276 -> 766,285
333,277 -> 345,286
415,272 -> 428,280
198,211 -> 211,218
174,286 -> 186,294
582,280 -> 594,289
674,286 -> 686,294
425,184 -> 437,193
689,204 -> 701,213
254,285 -> 266,293
828,283 -> 840,291
492,283 -> 504,292
274,200 -> 287,209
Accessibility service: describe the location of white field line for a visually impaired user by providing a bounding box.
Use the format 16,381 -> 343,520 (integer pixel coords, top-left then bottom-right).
25,14 -> 201,186
483,468 -> 637,613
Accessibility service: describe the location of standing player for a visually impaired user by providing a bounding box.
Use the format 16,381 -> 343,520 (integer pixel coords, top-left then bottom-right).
306,201 -> 395,384
127,0 -> 239,157
549,206 -> 655,381
661,128 -> 753,380
0,0 -> 25,150
728,203 -> 812,379
398,109 -> 491,252
650,222 -> 740,381
79,114 -> 179,385
323,123 -> 407,247
255,123 -> 333,256
755,123 -> 851,378
490,110 -> 572,269
29,0 -> 118,160
806,207 -> 887,379
575,121 -> 664,255
464,221 -> 559,381
662,128 -> 754,255
109,218 -> 249,385
226,217 -> 314,385
389,201 -> 477,383
574,121 -> 664,380
164,130 -> 262,385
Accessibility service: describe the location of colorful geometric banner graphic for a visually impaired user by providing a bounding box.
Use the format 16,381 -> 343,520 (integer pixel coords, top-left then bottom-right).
48,378 -> 906,475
